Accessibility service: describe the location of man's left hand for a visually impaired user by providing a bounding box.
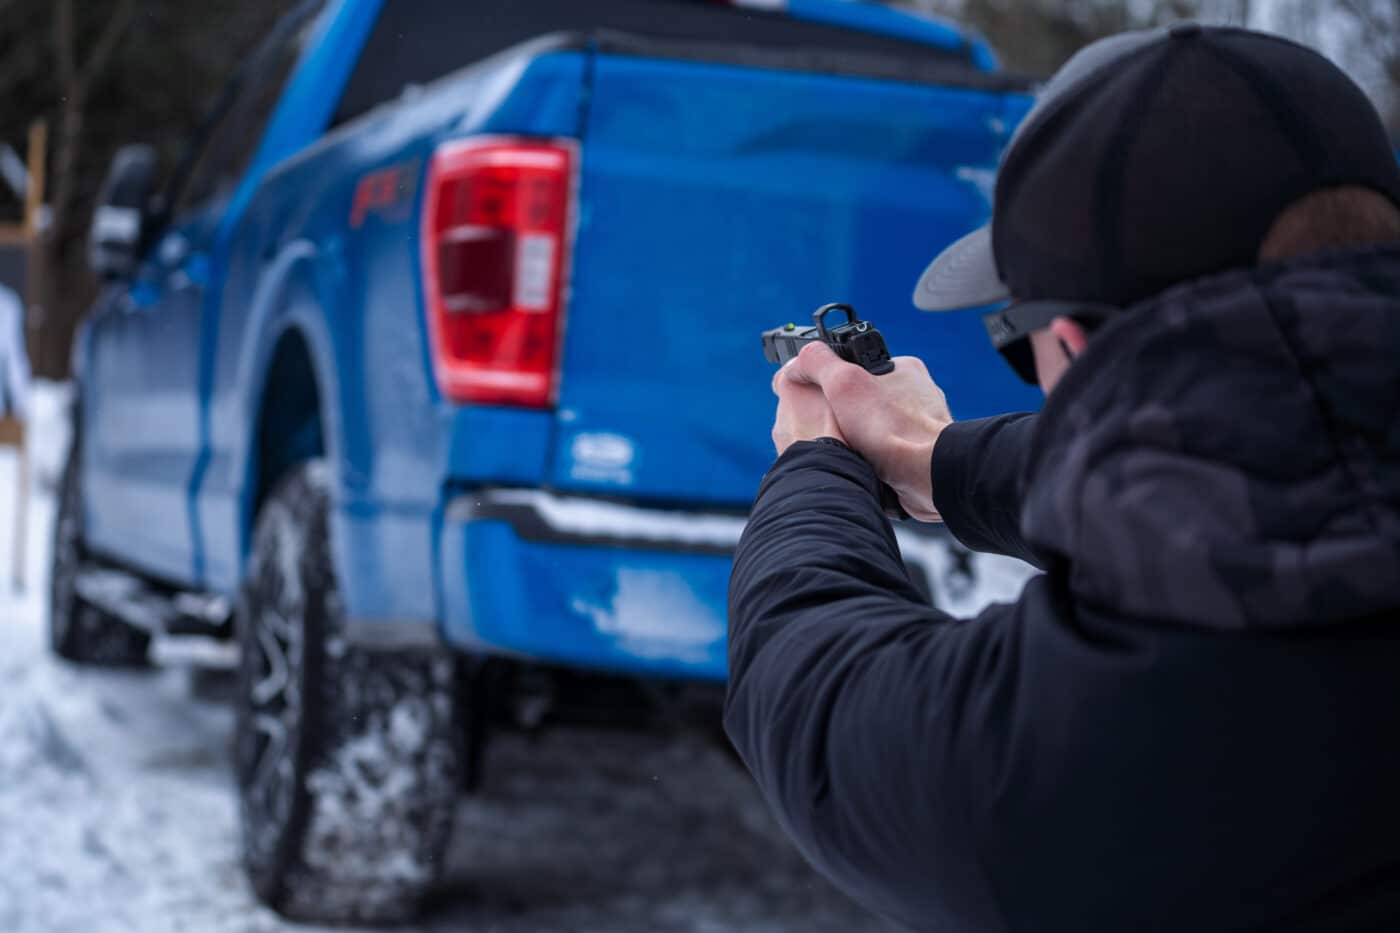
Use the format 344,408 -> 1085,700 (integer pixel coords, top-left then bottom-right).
772,363 -> 846,454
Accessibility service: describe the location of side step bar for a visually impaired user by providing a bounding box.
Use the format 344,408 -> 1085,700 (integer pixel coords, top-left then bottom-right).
74,563 -> 236,665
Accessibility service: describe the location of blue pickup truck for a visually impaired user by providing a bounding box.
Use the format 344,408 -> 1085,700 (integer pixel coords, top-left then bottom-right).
54,0 -> 1037,922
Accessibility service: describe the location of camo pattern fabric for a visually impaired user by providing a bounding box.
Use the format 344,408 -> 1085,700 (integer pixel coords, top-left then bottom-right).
1020,244 -> 1400,629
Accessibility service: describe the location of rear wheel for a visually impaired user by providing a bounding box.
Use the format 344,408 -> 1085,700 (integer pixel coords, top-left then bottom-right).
233,461 -> 462,924
49,434 -> 150,666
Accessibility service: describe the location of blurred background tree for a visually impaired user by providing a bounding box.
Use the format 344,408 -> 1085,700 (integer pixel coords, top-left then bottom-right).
901,0 -> 1400,128
0,0 -> 1394,377
0,0 -> 282,376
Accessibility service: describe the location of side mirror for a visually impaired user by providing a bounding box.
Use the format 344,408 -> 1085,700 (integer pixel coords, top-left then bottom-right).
88,144 -> 158,281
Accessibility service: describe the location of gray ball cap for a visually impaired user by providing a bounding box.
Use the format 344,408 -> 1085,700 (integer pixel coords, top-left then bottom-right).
913,27 -> 1167,311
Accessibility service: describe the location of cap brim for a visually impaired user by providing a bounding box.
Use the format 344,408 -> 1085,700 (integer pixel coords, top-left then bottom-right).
912,225 -> 1010,312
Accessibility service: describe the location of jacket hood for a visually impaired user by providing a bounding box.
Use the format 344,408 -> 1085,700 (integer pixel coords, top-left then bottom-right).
1022,244 -> 1400,629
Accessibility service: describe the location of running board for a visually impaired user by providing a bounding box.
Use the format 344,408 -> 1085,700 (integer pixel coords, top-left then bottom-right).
74,564 -> 232,639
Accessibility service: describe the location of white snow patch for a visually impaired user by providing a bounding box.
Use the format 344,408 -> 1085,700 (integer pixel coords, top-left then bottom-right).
303,721 -> 431,883
955,164 -> 997,204
268,501 -> 305,610
573,568 -> 726,663
474,488 -> 749,548
388,697 -> 431,753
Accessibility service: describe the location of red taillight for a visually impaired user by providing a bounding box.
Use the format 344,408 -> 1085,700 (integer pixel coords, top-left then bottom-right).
421,137 -> 577,407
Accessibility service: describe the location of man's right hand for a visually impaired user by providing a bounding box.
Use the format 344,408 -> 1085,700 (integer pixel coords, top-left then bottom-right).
782,341 -> 953,521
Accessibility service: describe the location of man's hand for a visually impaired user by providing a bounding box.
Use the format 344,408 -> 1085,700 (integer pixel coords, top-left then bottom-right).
771,364 -> 847,455
783,341 -> 953,521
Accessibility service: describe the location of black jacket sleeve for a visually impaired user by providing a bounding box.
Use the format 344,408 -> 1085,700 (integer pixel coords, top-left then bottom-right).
931,413 -> 1041,568
726,439 -> 1021,931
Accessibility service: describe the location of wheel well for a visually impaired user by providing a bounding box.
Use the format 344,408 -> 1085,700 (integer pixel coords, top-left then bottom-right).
250,330 -> 325,529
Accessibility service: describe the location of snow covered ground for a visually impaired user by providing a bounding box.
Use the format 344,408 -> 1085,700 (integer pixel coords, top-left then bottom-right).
0,384 -> 895,932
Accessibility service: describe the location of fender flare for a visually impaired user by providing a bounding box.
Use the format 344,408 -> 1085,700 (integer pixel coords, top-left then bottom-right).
233,239 -> 352,570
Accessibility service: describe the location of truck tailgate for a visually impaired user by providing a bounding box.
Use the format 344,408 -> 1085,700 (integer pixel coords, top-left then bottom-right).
549,54 -> 1039,506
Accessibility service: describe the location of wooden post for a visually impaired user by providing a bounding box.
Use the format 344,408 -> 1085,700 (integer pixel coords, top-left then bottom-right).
0,418 -> 25,590
25,121 -> 47,236
23,120 -> 47,376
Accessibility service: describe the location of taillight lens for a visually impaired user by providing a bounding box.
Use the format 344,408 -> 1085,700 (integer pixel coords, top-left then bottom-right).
421,137 -> 576,407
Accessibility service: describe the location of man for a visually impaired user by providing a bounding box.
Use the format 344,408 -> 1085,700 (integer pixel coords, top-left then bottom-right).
726,24 -> 1400,932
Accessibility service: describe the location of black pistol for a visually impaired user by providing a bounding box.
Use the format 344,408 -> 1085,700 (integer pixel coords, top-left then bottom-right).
762,303 -> 895,374
762,304 -> 909,521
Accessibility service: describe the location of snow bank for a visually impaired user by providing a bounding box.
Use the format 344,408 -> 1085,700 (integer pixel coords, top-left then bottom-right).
0,384 -> 290,932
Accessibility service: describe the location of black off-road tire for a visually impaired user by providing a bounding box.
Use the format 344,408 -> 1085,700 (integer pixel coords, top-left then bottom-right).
49,433 -> 151,666
233,461 -> 462,924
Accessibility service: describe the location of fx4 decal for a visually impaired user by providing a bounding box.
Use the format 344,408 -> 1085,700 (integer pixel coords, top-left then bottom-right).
349,159 -> 420,229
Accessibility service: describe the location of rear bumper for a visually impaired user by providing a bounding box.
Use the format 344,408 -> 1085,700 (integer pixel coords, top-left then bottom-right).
437,489 -> 745,681
432,488 -> 1038,680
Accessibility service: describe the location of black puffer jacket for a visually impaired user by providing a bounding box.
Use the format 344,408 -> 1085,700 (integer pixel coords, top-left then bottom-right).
726,246 -> 1400,932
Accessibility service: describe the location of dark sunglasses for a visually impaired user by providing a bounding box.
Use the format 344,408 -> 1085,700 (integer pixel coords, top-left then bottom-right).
982,300 -> 1119,385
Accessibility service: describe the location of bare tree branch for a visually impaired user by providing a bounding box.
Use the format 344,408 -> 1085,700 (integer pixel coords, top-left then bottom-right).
1332,0 -> 1395,35
79,0 -> 136,89
45,0 -> 139,361
51,0 -> 76,90
1326,0 -> 1399,128
47,0 -> 138,236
